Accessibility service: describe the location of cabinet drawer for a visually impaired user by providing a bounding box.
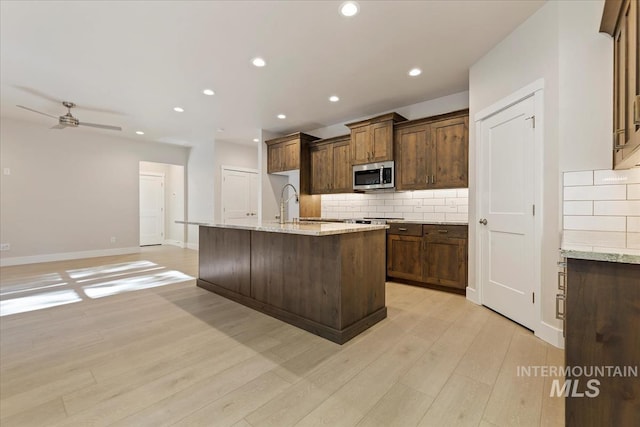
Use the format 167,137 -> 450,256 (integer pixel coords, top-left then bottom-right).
387,223 -> 422,236
422,224 -> 468,238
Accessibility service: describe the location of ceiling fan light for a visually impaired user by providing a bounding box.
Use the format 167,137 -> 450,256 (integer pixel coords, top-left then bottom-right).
340,1 -> 359,17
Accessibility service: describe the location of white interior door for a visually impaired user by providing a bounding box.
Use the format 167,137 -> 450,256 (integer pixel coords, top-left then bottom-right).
478,96 -> 536,330
222,167 -> 259,224
139,174 -> 165,246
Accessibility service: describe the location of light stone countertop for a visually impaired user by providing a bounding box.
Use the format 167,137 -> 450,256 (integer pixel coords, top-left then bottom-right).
560,247 -> 640,265
175,220 -> 388,236
386,220 -> 469,225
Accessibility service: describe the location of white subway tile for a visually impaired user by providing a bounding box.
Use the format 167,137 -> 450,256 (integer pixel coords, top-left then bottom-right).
432,189 -> 458,198
456,188 -> 469,197
564,185 -> 627,201
627,233 -> 640,249
377,206 -> 395,212
393,192 -> 413,199
395,206 -> 410,212
422,198 -> 446,206
594,168 -> 640,185
562,230 -> 626,248
445,213 -> 469,222
563,201 -> 593,215
330,194 -> 346,201
458,205 -> 469,213
423,213 -> 446,221
563,216 -> 626,232
385,199 -> 404,206
368,200 -> 381,206
563,171 -> 593,186
414,205 -> 435,213
385,212 -> 404,219
628,184 -> 640,200
435,205 -> 459,213
403,199 -> 423,206
375,193 -> 394,200
446,197 -> 468,206
628,217 -> 640,233
593,200 -> 640,216
414,190 -> 434,198
403,212 -> 424,220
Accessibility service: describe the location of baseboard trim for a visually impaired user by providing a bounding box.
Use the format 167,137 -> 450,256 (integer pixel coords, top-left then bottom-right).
0,247 -> 141,267
535,320 -> 565,349
465,286 -> 480,304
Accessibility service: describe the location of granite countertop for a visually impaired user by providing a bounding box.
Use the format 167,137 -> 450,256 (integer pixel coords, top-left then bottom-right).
560,247 -> 640,265
176,220 -> 388,236
386,220 -> 469,225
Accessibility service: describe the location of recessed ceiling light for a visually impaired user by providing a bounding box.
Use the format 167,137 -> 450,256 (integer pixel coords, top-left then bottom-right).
253,138 -> 259,142
408,68 -> 422,77
252,57 -> 266,67
203,89 -> 215,96
340,1 -> 359,17
135,131 -> 144,135
277,114 -> 286,119
173,107 -> 184,112
329,95 -> 340,102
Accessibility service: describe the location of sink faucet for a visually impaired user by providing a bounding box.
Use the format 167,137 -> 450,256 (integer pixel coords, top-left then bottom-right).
279,183 -> 299,224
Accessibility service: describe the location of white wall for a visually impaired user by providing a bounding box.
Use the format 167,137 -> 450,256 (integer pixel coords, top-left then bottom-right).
185,142 -> 215,249
213,140 -> 258,223
0,117 -> 188,265
469,0 -> 612,346
259,130 -> 288,222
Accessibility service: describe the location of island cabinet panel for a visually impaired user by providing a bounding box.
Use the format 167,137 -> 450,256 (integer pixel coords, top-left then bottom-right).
198,227 -> 251,296
565,258 -> 640,427
197,225 -> 387,344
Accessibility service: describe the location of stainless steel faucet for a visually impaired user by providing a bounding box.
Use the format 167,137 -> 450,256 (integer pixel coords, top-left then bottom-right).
279,183 -> 299,224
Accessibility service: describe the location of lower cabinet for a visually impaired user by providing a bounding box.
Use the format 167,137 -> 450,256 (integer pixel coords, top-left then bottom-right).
387,223 -> 468,291
565,258 -> 640,427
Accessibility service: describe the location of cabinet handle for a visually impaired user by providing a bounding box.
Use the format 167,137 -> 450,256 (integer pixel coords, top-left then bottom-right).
635,95 -> 640,125
432,175 -> 435,184
555,293 -> 565,320
437,229 -> 448,233
557,271 -> 565,292
613,128 -> 626,150
398,227 -> 408,231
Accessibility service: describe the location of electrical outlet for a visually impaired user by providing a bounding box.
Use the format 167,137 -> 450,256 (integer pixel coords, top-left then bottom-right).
3,168 -> 10,176
0,243 -> 10,251
110,236 -> 116,243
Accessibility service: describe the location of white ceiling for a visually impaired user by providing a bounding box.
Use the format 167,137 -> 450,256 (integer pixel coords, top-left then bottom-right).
0,0 -> 545,147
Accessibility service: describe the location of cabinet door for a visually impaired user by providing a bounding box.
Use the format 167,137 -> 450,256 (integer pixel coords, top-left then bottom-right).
267,143 -> 284,173
370,121 -> 393,162
351,126 -> 371,165
387,234 -> 423,282
310,145 -> 332,194
395,124 -> 429,190
423,235 -> 467,289
331,140 -> 352,192
429,116 -> 468,188
283,140 -> 300,170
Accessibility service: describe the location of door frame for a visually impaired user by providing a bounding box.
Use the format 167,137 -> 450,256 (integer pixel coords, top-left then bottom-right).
220,165 -> 260,223
473,78 -> 544,333
139,172 -> 165,246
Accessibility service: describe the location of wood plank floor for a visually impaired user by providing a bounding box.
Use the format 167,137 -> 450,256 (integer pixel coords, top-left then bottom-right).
0,246 -> 564,426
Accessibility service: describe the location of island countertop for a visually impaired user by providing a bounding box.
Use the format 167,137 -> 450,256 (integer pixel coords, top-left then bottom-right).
176,220 -> 388,236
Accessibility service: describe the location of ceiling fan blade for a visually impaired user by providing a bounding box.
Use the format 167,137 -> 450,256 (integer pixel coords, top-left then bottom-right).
50,124 -> 67,130
17,105 -> 57,119
14,86 -> 61,104
78,121 -> 122,131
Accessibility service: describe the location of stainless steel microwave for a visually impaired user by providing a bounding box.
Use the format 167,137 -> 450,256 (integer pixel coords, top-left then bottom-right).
353,161 -> 394,190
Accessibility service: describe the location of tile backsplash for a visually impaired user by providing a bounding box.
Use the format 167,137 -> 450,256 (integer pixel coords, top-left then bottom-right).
321,189 -> 469,222
563,168 -> 640,254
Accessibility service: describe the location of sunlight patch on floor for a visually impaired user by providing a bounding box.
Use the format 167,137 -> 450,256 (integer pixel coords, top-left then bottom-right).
0,289 -> 82,316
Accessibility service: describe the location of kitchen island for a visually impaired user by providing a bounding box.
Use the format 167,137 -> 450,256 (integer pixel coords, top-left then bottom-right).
196,221 -> 388,344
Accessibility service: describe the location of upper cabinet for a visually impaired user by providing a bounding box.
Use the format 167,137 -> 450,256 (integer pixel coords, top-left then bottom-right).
601,0 -> 640,169
310,135 -> 352,194
394,110 -> 469,191
265,132 -> 319,174
346,112 -> 407,165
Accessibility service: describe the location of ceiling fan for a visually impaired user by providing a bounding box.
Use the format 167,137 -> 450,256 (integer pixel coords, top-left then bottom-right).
17,101 -> 122,131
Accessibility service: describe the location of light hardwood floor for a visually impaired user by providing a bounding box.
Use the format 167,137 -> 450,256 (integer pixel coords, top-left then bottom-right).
0,246 -> 564,426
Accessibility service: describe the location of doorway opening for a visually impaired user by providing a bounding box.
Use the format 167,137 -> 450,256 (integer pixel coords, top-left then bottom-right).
139,161 -> 185,247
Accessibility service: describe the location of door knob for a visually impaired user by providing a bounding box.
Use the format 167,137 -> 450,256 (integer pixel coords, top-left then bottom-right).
479,218 -> 488,225
246,213 -> 251,216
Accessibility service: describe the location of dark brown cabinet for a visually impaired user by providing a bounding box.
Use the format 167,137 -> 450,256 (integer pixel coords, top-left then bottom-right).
386,223 -> 468,291
265,132 -> 319,174
394,110 -> 469,191
309,135 -> 352,194
601,0 -> 640,169
347,112 -> 407,165
565,258 -> 640,427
